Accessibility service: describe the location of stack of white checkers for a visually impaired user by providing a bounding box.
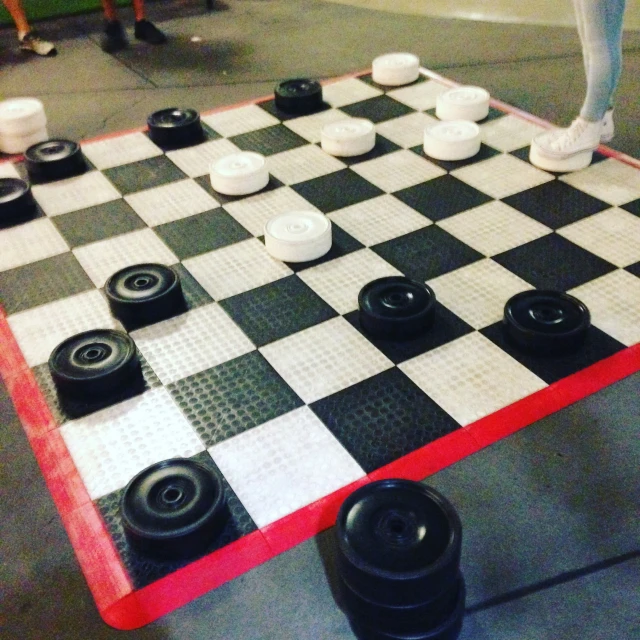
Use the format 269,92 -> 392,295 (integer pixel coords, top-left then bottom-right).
210,151 -> 269,196
264,211 -> 332,263
0,98 -> 48,155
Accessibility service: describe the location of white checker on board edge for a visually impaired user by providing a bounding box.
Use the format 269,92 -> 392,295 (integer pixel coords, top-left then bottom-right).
267,144 -> 346,186
399,332 -> 547,427
60,387 -> 205,500
81,132 -> 163,170
260,316 -> 393,404
209,406 -> 365,528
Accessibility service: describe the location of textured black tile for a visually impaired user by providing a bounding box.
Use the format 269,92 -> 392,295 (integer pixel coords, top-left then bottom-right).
292,168 -> 383,213
481,321 -> 625,384
0,252 -> 93,314
168,351 -> 303,448
340,95 -> 414,123
411,142 -> 501,172
229,124 -> 308,156
94,451 -> 257,589
626,261 -> 640,278
371,226 -> 483,281
358,72 -> 427,93
52,198 -> 146,248
194,173 -> 284,206
502,180 -> 610,229
171,263 -> 214,310
258,98 -> 331,122
621,198 -> 640,216
220,275 -> 337,347
425,106 -> 505,124
337,135 -> 401,166
344,303 -> 474,364
103,155 -> 188,195
311,368 -> 461,473
154,208 -> 251,260
493,234 -> 616,290
392,174 -> 493,221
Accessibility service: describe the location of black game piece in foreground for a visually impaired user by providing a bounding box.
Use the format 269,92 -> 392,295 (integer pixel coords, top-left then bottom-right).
0,177 -> 37,224
25,139 -> 87,182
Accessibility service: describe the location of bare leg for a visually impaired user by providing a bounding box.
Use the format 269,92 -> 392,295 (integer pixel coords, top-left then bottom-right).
132,0 -> 145,22
100,0 -> 118,22
2,0 -> 31,37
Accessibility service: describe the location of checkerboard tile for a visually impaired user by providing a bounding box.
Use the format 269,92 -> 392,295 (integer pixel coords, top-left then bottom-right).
81,132 -> 163,170
183,238 -> 292,301
60,387 -> 205,500
322,78 -> 383,108
340,95 -> 414,123
0,162 -> 20,178
103,155 -> 188,196
209,406 -> 365,528
479,115 -> 547,152
260,316 -> 393,404
165,138 -> 240,178
267,145 -> 346,185
229,125 -> 308,156
202,104 -> 280,137
399,332 -> 547,426
283,108 -> 348,144
375,112 -> 439,149
387,80 -> 449,111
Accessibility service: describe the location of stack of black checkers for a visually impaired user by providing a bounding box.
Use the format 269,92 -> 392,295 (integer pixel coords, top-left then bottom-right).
335,480 -> 465,640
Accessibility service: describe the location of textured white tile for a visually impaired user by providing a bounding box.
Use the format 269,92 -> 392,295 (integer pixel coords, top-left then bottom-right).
400,332 -> 547,426
298,248 -> 402,314
124,179 -> 219,226
376,112 -> 439,148
479,115 -> 546,152
73,228 -> 178,288
209,406 -> 365,528
437,200 -> 551,256
351,150 -> 445,193
322,78 -> 383,108
131,303 -> 255,384
268,145 -> 345,185
328,194 -> 430,246
0,161 -> 20,178
165,138 -> 240,178
7,290 -> 117,367
0,218 -> 69,272
558,208 -> 640,268
60,387 -> 204,499
81,132 -> 163,170
283,108 -> 347,144
183,238 -> 292,301
570,270 -> 640,347
202,104 -> 279,137
427,259 -> 533,329
260,316 -> 393,403
452,154 -> 554,199
388,81 -> 449,111
31,171 -> 121,216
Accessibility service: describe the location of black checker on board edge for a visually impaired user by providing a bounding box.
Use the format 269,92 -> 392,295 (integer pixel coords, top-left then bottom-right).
95,451 -> 257,590
481,321 -> 626,385
167,350 -> 304,449
310,367 -> 461,474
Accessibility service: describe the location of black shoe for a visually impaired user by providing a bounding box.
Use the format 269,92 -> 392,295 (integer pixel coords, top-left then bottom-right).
134,20 -> 167,45
102,20 -> 128,53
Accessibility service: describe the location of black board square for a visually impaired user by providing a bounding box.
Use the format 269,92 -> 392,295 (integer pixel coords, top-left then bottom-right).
340,95 -> 414,123
220,275 -> 338,347
410,142 -> 501,172
626,261 -> 640,278
371,226 -> 483,281
493,234 -> 616,291
168,351 -> 303,448
310,368 -> 461,473
621,198 -> 640,217
103,155 -> 188,196
171,263 -> 214,311
338,135 -> 401,166
194,174 -> 284,206
229,124 -> 308,156
392,174 -> 493,221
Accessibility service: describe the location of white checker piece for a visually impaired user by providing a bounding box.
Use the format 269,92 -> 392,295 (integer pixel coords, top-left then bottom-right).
375,112 -> 439,149
560,158 -> 640,206
328,194 -> 430,246
351,150 -> 445,193
165,138 -> 240,178
224,186 -> 320,237
131,303 -> 255,385
124,179 -> 219,226
452,154 -> 553,200
7,290 -> 117,367
558,208 -> 640,268
81,132 -> 163,170
268,145 -> 345,185
0,161 -> 20,179
60,387 -> 205,500
437,200 -> 551,256
298,248 -> 402,315
73,228 -> 178,288
400,332 -> 547,427
479,115 -> 546,152
202,104 -> 279,137
31,171 -> 121,216
570,270 -> 640,347
209,406 -> 365,528
283,108 -> 348,144
183,238 -> 292,301
427,259 -> 532,329
0,218 -> 69,272
388,81 -> 449,111
260,316 -> 393,404
321,78 -> 382,108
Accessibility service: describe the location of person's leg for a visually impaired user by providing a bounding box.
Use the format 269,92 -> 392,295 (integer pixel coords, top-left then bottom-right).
2,0 -> 56,55
133,0 -> 167,45
2,0 -> 30,36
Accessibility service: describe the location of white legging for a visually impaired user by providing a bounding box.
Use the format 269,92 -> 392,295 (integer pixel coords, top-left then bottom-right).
573,0 -> 626,121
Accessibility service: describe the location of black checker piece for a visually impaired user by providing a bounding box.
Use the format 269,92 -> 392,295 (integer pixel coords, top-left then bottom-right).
481,322 -> 625,384
0,252 -> 93,315
340,95 -> 414,123
502,180 -> 610,229
311,368 -> 461,473
95,451 -> 257,589
195,174 -> 284,206
392,174 -> 492,221
103,155 -> 188,196
229,125 -> 308,156
621,198 -> 640,217
372,226 -> 483,282
411,142 -> 501,173
220,275 -> 337,347
168,351 -> 303,448
493,234 -> 616,291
